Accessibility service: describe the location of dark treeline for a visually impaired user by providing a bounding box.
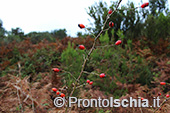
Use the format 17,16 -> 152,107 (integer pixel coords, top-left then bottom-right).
0,20 -> 67,44
87,0 -> 170,43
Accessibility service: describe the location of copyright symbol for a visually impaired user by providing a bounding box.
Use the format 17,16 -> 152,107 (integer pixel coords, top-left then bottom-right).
54,97 -> 65,107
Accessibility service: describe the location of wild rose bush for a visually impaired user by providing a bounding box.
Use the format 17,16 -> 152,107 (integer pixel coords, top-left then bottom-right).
51,1 -> 170,112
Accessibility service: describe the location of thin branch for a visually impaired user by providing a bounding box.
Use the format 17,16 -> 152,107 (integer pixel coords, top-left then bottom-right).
117,6 -> 140,11
17,62 -> 22,77
66,1 -> 123,113
96,44 -> 115,48
153,97 -> 170,113
17,87 -> 24,113
12,84 -> 40,108
76,83 -> 87,89
62,70 -> 77,81
29,83 -> 35,113
103,27 -> 110,32
85,28 -> 96,38
70,0 -> 122,99
83,71 -> 99,76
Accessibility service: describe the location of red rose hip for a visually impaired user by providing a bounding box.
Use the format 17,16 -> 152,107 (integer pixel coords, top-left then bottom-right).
78,24 -> 85,29
89,81 -> 93,85
86,79 -> 90,83
141,2 -> 149,8
109,21 -> 114,27
52,88 -> 57,92
166,94 -> 169,98
115,40 -> 122,45
141,97 -> 144,100
56,91 -> 60,95
52,68 -> 60,72
158,93 -> 161,96
108,9 -> 112,14
60,93 -> 65,97
160,82 -> 166,85
99,73 -> 105,78
79,45 -> 85,50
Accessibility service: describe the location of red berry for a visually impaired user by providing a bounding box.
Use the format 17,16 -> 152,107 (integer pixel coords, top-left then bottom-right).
141,2 -> 149,8
109,21 -> 114,27
166,94 -> 169,98
52,88 -> 57,92
108,9 -> 112,14
160,82 -> 166,85
99,73 -> 105,78
56,91 -> 60,95
79,45 -> 85,50
141,97 -> 144,100
60,93 -> 65,97
86,80 -> 90,83
78,24 -> 85,29
89,81 -> 93,85
115,40 -> 122,45
158,93 -> 161,96
52,68 -> 60,72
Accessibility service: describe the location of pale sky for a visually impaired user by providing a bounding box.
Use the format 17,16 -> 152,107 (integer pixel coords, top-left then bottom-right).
0,0 -> 169,37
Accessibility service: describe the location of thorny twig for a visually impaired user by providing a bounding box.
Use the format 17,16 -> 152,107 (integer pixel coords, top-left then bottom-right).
29,81 -> 35,113
65,0 -> 123,113
76,83 -> 87,89
83,71 -> 99,76
62,70 -> 77,81
153,97 -> 170,113
12,84 -> 40,108
16,84 -> 24,113
16,62 -> 24,113
96,44 -> 115,48
69,0 -> 122,96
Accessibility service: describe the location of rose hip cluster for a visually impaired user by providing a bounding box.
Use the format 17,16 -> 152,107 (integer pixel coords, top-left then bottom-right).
86,80 -> 93,85
86,73 -> 106,85
52,87 -> 65,97
51,68 -> 66,97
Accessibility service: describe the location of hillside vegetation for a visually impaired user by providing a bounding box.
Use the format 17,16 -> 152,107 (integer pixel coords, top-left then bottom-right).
0,0 -> 170,112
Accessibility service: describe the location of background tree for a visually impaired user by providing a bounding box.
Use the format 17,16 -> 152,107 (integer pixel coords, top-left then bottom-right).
122,2 -> 144,39
142,0 -> 170,43
87,0 -> 170,43
149,0 -> 168,16
0,19 -> 6,38
77,32 -> 83,37
27,31 -> 54,44
51,29 -> 67,39
87,1 -> 143,41
87,1 -> 123,41
11,27 -> 24,38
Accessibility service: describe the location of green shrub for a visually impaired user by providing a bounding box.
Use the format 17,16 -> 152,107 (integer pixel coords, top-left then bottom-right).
87,43 -> 153,97
99,31 -> 110,44
27,32 -> 55,44
60,42 -> 85,93
143,12 -> 170,43
21,47 -> 59,77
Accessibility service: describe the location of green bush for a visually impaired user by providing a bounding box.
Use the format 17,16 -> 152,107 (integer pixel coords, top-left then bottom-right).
60,42 -> 85,93
21,47 -> 59,77
87,42 -> 153,97
60,39 -> 153,98
143,12 -> 170,43
99,31 -> 110,44
1,46 -> 60,78
27,32 -> 55,44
